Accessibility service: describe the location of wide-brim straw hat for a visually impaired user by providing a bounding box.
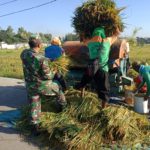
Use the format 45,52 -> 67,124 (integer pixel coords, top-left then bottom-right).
51,37 -> 61,46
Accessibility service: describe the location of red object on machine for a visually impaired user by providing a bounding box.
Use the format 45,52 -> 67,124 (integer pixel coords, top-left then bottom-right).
134,76 -> 147,93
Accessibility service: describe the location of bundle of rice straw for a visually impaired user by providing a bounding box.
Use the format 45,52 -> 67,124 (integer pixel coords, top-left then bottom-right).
72,0 -> 125,39
49,56 -> 70,75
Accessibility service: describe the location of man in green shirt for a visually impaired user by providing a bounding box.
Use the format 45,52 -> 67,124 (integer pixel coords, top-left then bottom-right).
76,27 -> 119,108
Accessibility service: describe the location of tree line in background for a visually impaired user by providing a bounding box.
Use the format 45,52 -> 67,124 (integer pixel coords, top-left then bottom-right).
126,27 -> 150,46
1,25 -> 150,46
63,33 -> 79,41
0,26 -> 79,44
0,26 -> 52,44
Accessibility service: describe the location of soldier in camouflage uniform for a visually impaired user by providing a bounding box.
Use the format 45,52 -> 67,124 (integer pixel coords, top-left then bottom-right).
20,37 -> 67,127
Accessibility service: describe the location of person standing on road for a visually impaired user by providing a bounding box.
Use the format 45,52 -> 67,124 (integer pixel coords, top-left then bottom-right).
20,37 -> 67,134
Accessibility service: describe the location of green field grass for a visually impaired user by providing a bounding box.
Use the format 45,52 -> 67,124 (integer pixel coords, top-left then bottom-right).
0,49 -> 23,79
130,45 -> 150,64
0,45 -> 150,79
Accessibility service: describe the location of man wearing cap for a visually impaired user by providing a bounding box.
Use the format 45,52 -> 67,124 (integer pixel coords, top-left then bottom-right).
20,37 -> 67,134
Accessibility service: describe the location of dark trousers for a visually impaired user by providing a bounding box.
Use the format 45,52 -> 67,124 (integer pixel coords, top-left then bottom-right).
54,73 -> 67,91
77,68 -> 110,102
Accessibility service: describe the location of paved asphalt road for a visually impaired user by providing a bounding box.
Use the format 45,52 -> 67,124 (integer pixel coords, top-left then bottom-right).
0,77 -> 39,150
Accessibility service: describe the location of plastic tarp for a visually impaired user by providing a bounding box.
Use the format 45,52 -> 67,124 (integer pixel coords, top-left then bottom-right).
0,109 -> 21,128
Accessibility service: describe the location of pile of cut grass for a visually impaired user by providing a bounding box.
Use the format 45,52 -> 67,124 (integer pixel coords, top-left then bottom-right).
17,89 -> 150,149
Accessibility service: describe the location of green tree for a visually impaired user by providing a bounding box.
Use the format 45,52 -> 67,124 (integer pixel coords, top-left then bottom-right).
0,30 -> 7,42
44,33 -> 52,43
5,26 -> 15,44
16,27 -> 30,43
39,33 -> 47,43
0,26 -> 53,44
64,33 -> 79,41
128,27 -> 142,46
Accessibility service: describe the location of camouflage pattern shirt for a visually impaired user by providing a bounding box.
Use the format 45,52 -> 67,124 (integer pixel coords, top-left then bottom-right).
20,49 -> 55,94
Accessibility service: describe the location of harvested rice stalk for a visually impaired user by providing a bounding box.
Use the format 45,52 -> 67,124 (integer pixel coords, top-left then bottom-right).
16,89 -> 150,149
98,106 -> 150,145
49,56 -> 70,75
65,89 -> 100,121
68,124 -> 103,150
72,0 -> 125,39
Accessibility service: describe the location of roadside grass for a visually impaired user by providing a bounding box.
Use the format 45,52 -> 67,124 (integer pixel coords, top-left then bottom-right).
0,45 -> 150,79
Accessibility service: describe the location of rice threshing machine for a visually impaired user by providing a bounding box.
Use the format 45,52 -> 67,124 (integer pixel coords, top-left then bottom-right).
63,39 -> 133,96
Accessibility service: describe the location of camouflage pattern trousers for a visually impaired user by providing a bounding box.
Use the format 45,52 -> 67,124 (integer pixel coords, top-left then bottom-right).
27,80 -> 67,125
29,94 -> 41,125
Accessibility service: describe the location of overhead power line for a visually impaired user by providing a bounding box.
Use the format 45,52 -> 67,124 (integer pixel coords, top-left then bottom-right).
0,0 -> 18,7
0,0 -> 57,18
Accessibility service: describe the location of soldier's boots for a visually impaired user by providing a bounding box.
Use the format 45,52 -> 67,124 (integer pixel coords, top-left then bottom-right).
31,124 -> 41,136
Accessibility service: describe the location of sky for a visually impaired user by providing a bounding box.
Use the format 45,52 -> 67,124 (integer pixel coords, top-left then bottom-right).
0,0 -> 150,37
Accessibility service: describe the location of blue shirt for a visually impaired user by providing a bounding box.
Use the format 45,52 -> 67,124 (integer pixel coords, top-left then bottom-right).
45,45 -> 63,61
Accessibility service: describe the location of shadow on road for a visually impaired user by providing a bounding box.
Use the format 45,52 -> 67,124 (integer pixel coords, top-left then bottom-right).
0,85 -> 28,109
0,125 -> 18,134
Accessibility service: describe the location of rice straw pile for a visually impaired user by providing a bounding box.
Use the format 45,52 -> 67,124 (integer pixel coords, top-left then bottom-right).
17,89 -> 150,149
